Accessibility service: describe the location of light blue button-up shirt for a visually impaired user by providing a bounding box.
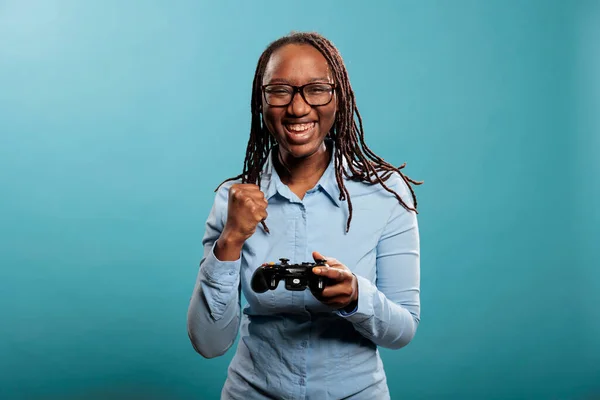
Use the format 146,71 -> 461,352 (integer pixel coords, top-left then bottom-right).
187,142 -> 421,399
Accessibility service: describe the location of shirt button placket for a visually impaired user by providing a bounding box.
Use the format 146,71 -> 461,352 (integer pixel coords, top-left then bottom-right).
299,203 -> 308,399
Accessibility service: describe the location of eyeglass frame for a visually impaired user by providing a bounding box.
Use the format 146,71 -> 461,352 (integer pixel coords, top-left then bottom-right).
261,82 -> 336,107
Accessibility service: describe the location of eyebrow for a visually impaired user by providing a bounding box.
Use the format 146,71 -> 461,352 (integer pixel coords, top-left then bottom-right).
266,77 -> 332,85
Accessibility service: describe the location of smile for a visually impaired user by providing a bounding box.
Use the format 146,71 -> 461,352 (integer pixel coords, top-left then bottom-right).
284,122 -> 316,133
282,122 -> 317,144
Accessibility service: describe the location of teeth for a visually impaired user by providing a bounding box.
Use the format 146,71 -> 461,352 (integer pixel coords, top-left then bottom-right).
286,122 -> 315,132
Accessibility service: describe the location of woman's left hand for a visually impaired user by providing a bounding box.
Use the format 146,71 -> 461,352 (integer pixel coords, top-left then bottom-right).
311,251 -> 358,312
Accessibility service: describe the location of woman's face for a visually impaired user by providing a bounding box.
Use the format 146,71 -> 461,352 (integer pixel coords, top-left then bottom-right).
261,43 -> 337,160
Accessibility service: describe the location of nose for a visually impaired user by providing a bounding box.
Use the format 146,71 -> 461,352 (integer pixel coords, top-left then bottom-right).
287,91 -> 311,116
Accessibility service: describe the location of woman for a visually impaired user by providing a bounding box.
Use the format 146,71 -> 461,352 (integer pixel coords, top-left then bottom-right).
187,31 -> 422,400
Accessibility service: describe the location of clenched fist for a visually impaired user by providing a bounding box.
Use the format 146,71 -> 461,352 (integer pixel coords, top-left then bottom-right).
215,184 -> 268,261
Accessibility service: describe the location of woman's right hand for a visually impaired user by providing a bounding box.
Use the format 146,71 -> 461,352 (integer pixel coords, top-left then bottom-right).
215,183 -> 268,261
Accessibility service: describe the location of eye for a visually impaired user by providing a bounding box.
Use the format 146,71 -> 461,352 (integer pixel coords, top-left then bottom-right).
305,84 -> 332,94
265,85 -> 292,96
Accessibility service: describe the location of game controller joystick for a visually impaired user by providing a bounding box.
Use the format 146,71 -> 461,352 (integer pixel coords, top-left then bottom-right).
251,258 -> 329,293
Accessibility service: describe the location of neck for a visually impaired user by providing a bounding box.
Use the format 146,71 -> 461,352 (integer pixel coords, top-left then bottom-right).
275,141 -> 332,186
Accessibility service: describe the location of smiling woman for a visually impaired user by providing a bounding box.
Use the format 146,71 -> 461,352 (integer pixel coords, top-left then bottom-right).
261,43 -> 337,161
187,31 -> 423,399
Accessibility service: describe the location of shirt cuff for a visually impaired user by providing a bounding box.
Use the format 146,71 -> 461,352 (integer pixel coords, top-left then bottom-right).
335,275 -> 374,322
199,240 -> 242,287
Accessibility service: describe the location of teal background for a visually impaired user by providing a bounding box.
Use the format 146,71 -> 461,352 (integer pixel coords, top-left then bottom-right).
1,0 -> 598,399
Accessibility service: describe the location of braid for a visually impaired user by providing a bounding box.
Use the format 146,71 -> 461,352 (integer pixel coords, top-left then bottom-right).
217,31 -> 422,233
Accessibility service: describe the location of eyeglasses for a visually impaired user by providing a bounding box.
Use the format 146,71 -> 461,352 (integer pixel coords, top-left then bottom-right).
262,83 -> 335,107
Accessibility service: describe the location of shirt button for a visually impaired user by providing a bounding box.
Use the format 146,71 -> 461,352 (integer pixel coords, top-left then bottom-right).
299,377 -> 305,385
301,341 -> 307,348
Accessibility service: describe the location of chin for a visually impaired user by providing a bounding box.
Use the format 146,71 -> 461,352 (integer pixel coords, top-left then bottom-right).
278,139 -> 326,160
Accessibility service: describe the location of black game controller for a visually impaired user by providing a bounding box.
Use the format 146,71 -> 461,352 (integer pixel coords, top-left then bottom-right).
251,258 -> 329,293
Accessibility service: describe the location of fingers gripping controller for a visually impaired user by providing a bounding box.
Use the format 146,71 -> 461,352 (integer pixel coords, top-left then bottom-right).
251,258 -> 329,293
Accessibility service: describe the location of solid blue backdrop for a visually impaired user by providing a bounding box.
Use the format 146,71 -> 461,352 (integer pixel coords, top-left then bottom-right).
1,1 -> 598,399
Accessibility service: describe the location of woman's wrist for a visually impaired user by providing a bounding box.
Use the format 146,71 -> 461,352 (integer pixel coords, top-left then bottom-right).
214,231 -> 245,261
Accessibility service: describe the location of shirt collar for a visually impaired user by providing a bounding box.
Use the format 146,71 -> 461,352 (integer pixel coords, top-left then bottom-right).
260,140 -> 345,208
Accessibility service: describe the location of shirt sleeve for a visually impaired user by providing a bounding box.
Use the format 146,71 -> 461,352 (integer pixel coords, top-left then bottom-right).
336,183 -> 421,350
187,185 -> 243,358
